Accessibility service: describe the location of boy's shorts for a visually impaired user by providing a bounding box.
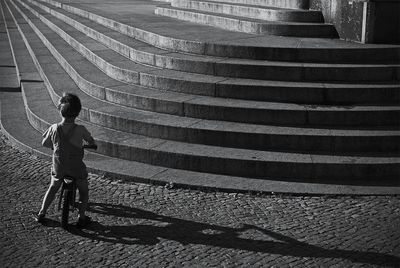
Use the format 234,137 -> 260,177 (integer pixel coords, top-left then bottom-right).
50,175 -> 88,193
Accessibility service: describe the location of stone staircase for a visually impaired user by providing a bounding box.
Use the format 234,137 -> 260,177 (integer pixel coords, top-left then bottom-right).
154,0 -> 337,37
0,0 -> 399,195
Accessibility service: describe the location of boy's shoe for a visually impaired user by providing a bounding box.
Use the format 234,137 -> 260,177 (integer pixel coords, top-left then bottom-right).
77,216 -> 92,228
35,213 -> 46,223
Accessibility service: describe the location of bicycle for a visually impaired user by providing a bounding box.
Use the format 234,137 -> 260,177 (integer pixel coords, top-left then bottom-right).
57,144 -> 97,229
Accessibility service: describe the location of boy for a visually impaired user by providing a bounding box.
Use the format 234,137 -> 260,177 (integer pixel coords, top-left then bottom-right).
36,93 -> 96,227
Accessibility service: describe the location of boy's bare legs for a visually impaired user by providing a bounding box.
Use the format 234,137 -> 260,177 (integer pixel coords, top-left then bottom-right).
75,178 -> 89,220
38,177 -> 62,217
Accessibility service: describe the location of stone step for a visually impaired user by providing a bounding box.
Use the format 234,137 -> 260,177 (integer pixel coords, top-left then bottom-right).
23,0 -> 400,84
160,0 -> 311,9
16,64 -> 400,183
2,0 -> 400,193
5,0 -> 400,157
8,0 -> 400,132
154,5 -> 338,38
35,0 -> 400,63
3,91 -> 399,195
18,79 -> 400,183
0,11 -> 19,92
170,0 -> 323,23
11,0 -> 400,108
1,22 -> 42,84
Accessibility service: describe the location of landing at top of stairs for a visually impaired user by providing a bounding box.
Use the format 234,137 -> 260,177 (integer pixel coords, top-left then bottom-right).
38,0 -> 400,62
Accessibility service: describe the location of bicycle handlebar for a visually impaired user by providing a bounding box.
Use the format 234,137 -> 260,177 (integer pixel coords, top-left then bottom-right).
83,144 -> 98,150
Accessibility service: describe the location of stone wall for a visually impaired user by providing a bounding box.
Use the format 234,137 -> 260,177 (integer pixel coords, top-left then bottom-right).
372,1 -> 400,44
309,0 -> 400,44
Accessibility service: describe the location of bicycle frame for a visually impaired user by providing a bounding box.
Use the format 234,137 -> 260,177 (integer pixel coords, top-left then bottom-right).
57,176 -> 77,211
57,143 -> 97,229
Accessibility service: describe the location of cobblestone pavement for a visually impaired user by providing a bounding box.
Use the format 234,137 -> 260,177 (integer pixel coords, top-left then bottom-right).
0,134 -> 399,268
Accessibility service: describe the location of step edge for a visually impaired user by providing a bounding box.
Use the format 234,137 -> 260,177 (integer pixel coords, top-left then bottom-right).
7,0 -> 400,138
25,0 -> 400,86
13,1 -> 400,112
170,0 -> 324,23
22,81 -> 400,164
3,0 -> 400,193
154,6 -> 337,38
35,0 -> 400,62
2,92 -> 400,196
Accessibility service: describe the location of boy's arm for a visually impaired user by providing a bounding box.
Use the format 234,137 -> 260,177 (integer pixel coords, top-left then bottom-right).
82,126 -> 96,145
42,127 -> 53,149
85,136 -> 96,145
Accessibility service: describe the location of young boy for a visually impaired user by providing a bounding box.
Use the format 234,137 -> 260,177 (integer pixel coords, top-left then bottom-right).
36,93 -> 96,227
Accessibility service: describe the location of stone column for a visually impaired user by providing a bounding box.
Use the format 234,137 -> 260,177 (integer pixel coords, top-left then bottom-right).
310,0 -> 399,44
352,0 -> 400,44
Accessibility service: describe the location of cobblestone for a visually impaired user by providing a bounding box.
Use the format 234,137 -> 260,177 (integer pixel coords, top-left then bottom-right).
0,133 -> 399,267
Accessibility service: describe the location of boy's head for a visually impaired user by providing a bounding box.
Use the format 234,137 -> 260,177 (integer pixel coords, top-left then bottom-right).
58,93 -> 81,118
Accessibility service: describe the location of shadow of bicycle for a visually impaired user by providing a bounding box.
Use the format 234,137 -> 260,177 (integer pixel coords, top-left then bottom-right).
67,202 -> 399,267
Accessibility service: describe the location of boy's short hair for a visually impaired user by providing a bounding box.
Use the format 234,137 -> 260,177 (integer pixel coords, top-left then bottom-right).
58,93 -> 82,118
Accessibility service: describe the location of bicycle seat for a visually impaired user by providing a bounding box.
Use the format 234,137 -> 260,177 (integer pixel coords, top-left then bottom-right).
63,176 -> 75,184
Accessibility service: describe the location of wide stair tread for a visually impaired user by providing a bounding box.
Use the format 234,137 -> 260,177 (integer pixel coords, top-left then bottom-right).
10,12 -> 399,156
22,0 -> 400,107
2,0 -> 399,193
5,1 -> 396,157
23,37 -> 400,154
7,0 -> 400,143
19,76 -> 400,183
9,0 -> 400,134
4,90 -> 399,194
170,0 -> 324,22
33,0 -> 400,63
11,0 -> 400,108
154,4 -> 337,37
5,0 -> 399,157
196,0 -> 311,9
24,0 -> 400,82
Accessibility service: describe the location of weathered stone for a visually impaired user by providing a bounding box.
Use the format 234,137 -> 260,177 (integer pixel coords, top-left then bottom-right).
1,0 -> 399,194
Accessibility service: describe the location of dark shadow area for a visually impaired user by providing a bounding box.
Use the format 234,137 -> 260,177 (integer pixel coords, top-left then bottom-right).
0,87 -> 21,92
39,218 -> 61,228
67,202 -> 400,267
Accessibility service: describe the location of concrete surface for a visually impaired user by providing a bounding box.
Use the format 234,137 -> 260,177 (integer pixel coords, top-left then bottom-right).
1,133 -> 400,267
1,0 -> 399,195
37,0 -> 400,62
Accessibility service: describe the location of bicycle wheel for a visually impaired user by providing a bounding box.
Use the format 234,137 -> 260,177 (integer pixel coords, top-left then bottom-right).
61,188 -> 71,229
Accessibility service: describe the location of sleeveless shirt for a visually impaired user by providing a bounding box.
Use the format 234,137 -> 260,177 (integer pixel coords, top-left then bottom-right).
50,124 -> 88,179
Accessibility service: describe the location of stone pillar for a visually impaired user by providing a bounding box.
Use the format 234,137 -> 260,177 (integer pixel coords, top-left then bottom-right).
349,0 -> 399,44
360,0 -> 374,43
310,0 -> 399,44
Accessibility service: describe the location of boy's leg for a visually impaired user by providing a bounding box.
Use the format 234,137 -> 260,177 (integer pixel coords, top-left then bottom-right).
39,176 -> 62,216
75,178 -> 89,219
